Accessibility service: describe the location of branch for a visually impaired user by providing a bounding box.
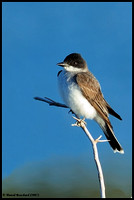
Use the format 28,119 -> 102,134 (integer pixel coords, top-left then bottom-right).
34,97 -> 68,108
34,96 -> 106,198
72,117 -> 106,198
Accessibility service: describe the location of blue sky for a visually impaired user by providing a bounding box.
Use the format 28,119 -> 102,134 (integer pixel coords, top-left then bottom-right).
2,2 -> 132,197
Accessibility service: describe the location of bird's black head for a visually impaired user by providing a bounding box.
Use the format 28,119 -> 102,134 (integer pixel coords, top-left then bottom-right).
57,53 -> 87,71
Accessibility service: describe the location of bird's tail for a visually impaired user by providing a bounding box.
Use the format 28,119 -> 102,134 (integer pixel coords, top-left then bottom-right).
102,122 -> 124,154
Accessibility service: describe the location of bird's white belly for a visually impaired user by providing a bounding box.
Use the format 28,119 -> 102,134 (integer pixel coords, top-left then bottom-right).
58,71 -> 97,119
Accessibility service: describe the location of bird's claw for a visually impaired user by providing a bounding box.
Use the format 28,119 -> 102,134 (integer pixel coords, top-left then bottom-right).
71,116 -> 86,127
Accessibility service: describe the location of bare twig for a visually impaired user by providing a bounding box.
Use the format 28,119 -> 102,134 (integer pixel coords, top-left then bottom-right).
72,116 -> 106,198
34,96 -> 107,198
34,97 -> 68,108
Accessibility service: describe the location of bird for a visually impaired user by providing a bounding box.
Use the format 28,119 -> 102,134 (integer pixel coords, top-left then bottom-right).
57,53 -> 124,154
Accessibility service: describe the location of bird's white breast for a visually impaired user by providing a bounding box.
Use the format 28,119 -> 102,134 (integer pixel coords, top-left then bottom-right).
58,70 -> 97,119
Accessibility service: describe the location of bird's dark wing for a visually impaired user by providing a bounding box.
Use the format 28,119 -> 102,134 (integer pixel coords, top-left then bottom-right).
75,72 -> 123,153
75,72 -> 123,124
104,101 -> 122,120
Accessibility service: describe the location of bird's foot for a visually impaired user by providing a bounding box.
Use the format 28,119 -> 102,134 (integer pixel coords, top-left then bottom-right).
71,116 -> 87,127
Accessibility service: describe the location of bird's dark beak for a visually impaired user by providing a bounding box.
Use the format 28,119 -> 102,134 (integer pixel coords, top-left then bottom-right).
57,62 -> 66,67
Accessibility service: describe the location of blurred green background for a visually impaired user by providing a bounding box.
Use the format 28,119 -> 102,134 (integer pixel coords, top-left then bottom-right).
2,156 -> 131,198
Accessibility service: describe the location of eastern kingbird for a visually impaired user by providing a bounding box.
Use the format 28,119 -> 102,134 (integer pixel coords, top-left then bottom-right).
57,53 -> 124,154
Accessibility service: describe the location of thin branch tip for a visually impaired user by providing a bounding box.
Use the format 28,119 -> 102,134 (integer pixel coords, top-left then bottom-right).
34,96 -> 68,108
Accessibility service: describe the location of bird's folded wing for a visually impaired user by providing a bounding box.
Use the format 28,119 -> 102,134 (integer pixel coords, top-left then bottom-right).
75,72 -> 110,124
